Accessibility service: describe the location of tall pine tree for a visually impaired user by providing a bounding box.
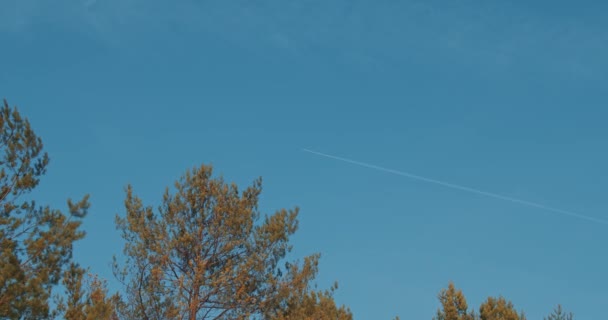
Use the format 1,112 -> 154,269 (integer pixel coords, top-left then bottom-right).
112,164 -> 350,319
0,99 -> 90,319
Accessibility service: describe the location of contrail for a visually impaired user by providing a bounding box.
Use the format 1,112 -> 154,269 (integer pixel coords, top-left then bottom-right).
302,148 -> 608,225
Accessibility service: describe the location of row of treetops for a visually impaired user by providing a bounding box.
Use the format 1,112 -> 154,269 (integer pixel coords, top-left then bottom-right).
0,99 -> 574,319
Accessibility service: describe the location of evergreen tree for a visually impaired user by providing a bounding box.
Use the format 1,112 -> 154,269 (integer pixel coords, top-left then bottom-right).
57,263 -> 118,320
0,99 -> 90,319
112,164 -> 350,319
434,282 -> 475,320
267,255 -> 352,320
544,305 -> 573,320
479,296 -> 526,320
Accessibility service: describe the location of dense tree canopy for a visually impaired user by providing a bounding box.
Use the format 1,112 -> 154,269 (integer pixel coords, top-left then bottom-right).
112,164 -> 349,320
434,283 -> 555,320
434,282 -> 474,320
0,99 -> 579,320
479,296 -> 525,320
57,263 -> 118,320
0,100 -> 90,319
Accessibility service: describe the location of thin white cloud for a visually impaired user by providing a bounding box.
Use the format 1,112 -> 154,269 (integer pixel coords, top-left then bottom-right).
302,148 -> 608,226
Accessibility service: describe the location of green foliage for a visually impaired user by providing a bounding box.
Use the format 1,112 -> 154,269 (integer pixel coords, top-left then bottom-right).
434,282 -> 475,320
0,100 -> 90,319
544,305 -> 573,320
113,164 -> 349,320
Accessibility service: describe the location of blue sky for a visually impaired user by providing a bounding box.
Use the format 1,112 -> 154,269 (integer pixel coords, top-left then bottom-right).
2,0 -> 608,318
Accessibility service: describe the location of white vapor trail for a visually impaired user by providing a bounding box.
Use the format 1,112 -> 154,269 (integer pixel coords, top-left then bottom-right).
302,148 -> 608,226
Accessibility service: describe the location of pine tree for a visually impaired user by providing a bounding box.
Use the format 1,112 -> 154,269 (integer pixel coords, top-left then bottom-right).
112,164 -> 350,319
57,263 -> 118,320
267,255 -> 352,320
479,296 -> 526,320
0,99 -> 90,319
544,305 -> 573,320
434,282 -> 475,320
